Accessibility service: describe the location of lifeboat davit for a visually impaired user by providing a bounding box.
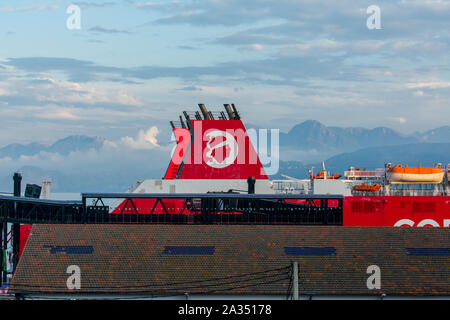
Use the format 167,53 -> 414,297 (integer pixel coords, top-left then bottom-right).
353,182 -> 381,192
388,164 -> 444,184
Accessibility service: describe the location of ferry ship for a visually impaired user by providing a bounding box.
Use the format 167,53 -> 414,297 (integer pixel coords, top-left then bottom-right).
112,104 -> 450,228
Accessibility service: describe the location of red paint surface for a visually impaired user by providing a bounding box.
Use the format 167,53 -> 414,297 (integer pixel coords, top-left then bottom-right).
177,120 -> 268,180
19,225 -> 32,257
163,128 -> 190,179
344,196 -> 450,227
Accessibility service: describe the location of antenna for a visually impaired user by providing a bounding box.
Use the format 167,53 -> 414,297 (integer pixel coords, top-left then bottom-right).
322,161 -> 327,180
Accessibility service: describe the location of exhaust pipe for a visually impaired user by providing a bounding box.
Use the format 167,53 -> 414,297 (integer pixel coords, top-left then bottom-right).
231,104 -> 240,120
183,111 -> 193,131
224,104 -> 235,120
198,104 -> 212,120
179,116 -> 186,129
247,176 -> 256,194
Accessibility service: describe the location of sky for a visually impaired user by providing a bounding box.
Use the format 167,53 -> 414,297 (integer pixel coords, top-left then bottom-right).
0,0 -> 449,147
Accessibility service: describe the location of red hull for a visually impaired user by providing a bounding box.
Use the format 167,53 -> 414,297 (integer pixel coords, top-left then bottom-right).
344,196 -> 450,227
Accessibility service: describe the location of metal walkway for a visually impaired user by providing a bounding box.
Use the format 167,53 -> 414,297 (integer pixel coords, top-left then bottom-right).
0,193 -> 343,225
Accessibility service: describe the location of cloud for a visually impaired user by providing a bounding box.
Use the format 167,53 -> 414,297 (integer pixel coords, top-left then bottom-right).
407,81 -> 450,89
178,45 -> 199,50
249,44 -> 264,52
0,141 -> 172,192
176,85 -> 202,91
120,126 -> 160,149
36,108 -> 81,121
0,76 -> 143,108
391,117 -> 408,124
73,2 -> 117,9
0,5 -> 59,12
0,0 -> 449,139
2,55 -> 353,87
89,26 -> 132,34
404,0 -> 450,10
136,2 -> 167,9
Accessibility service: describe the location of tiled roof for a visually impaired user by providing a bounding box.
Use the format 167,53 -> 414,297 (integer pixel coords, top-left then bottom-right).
10,225 -> 450,297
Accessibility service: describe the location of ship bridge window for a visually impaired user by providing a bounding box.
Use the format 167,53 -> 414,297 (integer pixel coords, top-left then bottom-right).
274,182 -> 305,191
162,246 -> 215,255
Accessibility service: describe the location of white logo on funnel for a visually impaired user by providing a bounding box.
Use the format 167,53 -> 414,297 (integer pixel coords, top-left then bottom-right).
205,130 -> 238,168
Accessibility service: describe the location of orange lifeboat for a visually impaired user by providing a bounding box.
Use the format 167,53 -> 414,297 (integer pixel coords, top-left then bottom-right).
309,162 -> 341,180
388,164 -> 444,184
353,182 -> 381,192
310,171 -> 341,180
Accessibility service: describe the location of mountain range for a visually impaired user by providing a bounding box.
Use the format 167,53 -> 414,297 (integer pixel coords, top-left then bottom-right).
279,120 -> 449,157
0,135 -> 105,159
276,142 -> 450,180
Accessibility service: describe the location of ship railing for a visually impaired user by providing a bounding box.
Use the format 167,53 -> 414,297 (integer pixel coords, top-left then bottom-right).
81,193 -> 344,226
183,111 -> 229,121
344,169 -> 385,179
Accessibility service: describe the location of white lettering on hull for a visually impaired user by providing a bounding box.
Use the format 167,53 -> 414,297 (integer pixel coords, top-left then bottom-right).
394,219 -> 450,227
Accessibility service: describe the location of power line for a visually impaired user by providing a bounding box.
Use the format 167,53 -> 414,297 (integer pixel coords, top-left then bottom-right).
285,264 -> 293,300
11,265 -> 290,291
11,267 -> 291,296
195,275 -> 290,295
13,275 -> 291,300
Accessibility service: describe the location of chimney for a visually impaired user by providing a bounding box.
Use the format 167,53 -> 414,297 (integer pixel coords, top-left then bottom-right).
224,104 -> 235,120
183,111 -> 192,130
231,104 -> 240,120
41,181 -> 51,200
13,172 -> 22,197
247,176 -> 256,194
179,116 -> 186,129
198,104 -> 212,120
